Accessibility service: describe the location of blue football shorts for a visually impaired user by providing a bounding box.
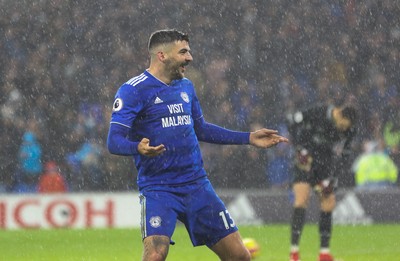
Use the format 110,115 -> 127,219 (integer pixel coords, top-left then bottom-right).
139,177 -> 238,248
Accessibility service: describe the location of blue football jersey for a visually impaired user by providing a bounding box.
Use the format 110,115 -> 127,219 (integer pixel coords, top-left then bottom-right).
110,70 -> 207,189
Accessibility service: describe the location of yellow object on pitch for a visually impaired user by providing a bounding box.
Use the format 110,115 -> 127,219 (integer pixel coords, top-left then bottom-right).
242,237 -> 261,259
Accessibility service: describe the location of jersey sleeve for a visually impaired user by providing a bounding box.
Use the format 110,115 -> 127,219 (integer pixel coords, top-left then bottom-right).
191,88 -> 249,144
194,116 -> 250,144
287,110 -> 305,146
107,123 -> 139,155
107,83 -> 143,156
110,83 -> 143,128
287,106 -> 320,146
191,87 -> 204,121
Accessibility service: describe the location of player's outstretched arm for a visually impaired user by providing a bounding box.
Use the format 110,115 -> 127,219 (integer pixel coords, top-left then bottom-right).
249,128 -> 289,148
137,138 -> 166,157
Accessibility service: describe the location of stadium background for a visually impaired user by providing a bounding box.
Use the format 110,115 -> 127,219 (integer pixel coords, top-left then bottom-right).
1,1 -> 399,192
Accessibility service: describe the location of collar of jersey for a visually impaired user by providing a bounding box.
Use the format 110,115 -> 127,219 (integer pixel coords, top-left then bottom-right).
145,69 -> 179,87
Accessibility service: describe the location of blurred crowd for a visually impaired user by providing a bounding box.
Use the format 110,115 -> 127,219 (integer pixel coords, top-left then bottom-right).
1,0 -> 399,193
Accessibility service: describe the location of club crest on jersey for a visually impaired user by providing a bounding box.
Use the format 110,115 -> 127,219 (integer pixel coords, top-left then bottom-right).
180,92 -> 189,103
113,98 -> 123,112
149,216 -> 162,228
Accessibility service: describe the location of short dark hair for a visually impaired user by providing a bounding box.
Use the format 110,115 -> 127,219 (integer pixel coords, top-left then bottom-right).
148,29 -> 189,52
341,106 -> 358,124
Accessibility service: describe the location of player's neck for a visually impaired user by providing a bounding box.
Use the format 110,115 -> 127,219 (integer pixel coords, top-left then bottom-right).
147,67 -> 172,85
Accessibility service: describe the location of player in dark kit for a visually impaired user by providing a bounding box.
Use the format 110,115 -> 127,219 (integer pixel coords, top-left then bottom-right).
286,104 -> 357,261
107,29 -> 288,261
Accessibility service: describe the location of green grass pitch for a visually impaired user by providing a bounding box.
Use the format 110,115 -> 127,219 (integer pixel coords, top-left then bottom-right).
1,224 -> 400,260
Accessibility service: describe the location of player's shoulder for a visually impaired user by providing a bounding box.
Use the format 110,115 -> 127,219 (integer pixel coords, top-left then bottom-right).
121,73 -> 151,91
180,77 -> 193,85
299,103 -> 328,117
117,73 -> 152,95
288,103 -> 325,124
125,72 -> 150,88
182,77 -> 195,88
173,77 -> 195,92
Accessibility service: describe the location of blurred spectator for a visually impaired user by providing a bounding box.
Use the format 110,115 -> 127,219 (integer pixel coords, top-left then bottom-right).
0,118 -> 22,192
13,131 -> 42,193
66,137 -> 105,191
352,141 -> 398,189
38,161 -> 68,193
265,124 -> 293,189
382,89 -> 400,168
383,116 -> 400,165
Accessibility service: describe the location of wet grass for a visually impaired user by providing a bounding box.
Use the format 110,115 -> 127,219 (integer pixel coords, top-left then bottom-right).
0,224 -> 399,260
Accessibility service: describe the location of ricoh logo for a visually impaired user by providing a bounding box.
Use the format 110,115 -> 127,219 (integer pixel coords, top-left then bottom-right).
0,197 -> 115,229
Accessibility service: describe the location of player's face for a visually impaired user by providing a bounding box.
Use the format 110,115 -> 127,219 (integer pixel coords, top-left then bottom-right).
335,111 -> 352,132
164,40 -> 192,80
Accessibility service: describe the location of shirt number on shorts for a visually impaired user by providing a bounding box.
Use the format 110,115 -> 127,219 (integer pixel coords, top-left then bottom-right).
219,210 -> 235,229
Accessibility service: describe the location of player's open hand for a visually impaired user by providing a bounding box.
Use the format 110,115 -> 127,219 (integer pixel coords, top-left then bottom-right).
138,138 -> 166,157
249,128 -> 289,148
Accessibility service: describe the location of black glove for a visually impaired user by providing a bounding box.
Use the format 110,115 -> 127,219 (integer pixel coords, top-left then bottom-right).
314,177 -> 338,196
295,147 -> 313,172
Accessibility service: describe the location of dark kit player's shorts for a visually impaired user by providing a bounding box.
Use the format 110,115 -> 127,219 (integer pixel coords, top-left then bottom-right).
139,177 -> 238,248
293,148 -> 333,187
